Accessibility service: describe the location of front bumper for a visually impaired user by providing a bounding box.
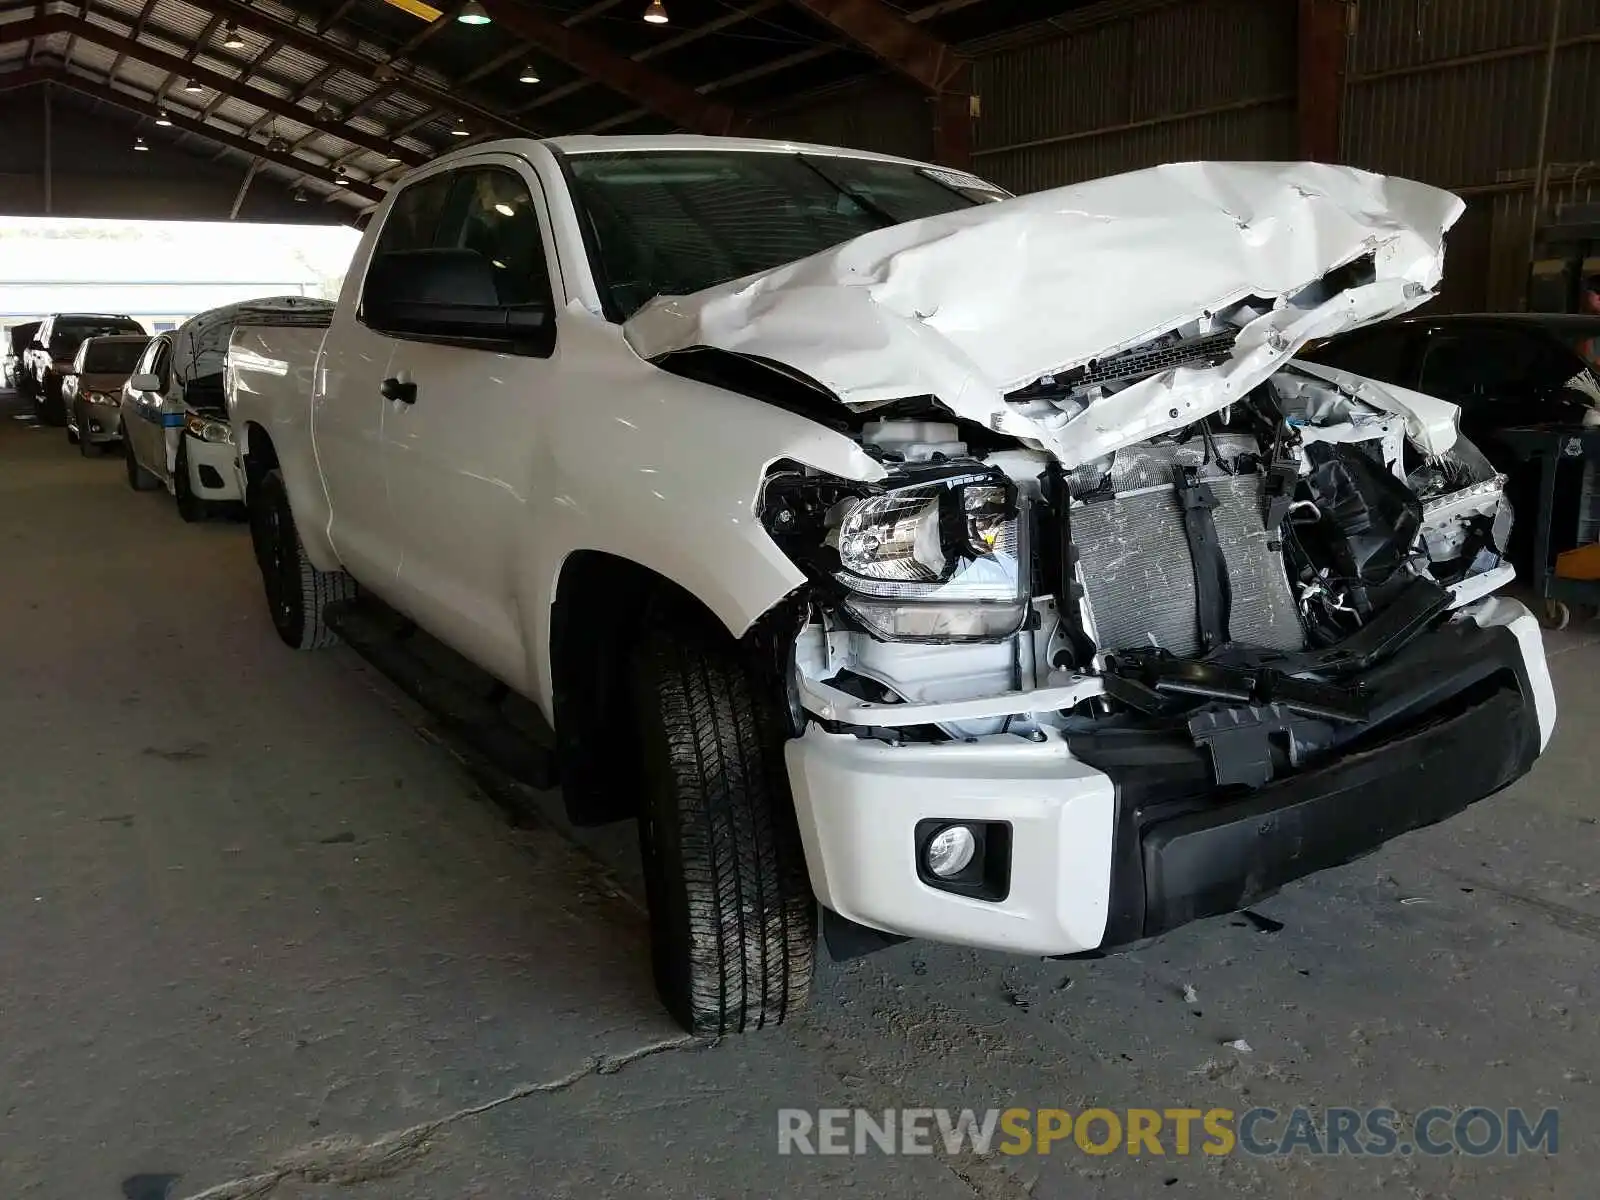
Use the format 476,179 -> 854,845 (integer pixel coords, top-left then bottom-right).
184,432 -> 242,502
785,597 -> 1553,956
80,403 -> 124,442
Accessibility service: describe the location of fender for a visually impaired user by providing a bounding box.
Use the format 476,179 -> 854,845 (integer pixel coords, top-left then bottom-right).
229,325 -> 341,572
505,323 -> 887,714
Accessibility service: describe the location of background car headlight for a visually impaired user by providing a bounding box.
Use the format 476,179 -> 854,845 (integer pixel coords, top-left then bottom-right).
765,466 -> 1030,643
184,412 -> 234,444
87,391 -> 117,406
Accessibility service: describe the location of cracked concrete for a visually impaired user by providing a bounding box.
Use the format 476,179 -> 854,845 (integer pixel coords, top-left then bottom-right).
179,1037 -> 703,1200
1,388 -> 1597,1199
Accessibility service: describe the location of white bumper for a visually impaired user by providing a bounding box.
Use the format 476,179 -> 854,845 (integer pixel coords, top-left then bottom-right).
786,596 -> 1555,957
786,727 -> 1117,956
185,433 -> 243,503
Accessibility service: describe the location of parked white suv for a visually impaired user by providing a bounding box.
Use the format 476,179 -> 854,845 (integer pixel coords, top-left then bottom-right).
230,137 -> 1557,1036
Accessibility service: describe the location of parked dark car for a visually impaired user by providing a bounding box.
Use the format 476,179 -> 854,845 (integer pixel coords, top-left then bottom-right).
25,314 -> 148,425
1303,313 -> 1600,571
1303,313 -> 1600,444
5,321 -> 42,395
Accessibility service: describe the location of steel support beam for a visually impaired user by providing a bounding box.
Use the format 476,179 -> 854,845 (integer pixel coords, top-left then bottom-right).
35,14 -> 428,166
787,0 -> 966,92
1297,0 -> 1348,161
186,0 -> 536,137
477,0 -> 741,134
32,67 -> 386,202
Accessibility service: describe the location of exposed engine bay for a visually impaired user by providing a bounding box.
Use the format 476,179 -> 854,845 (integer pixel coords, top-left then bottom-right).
759,358 -> 1515,790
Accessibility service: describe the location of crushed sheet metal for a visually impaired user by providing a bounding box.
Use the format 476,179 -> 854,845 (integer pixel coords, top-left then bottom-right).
624,162 -> 1463,469
1289,359 -> 1461,456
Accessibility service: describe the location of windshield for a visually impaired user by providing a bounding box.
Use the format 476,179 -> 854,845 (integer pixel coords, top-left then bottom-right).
564,150 -> 1009,320
82,340 -> 147,374
51,319 -> 145,359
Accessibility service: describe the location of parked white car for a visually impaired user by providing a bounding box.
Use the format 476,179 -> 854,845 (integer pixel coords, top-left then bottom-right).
230,136 -> 1557,1036
121,297 -> 333,521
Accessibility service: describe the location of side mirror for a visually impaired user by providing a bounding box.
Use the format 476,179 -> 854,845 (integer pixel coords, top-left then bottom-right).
363,248 -> 554,356
129,372 -> 162,393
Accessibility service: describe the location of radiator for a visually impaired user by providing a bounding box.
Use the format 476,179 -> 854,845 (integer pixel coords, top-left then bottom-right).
1072,473 -> 1306,657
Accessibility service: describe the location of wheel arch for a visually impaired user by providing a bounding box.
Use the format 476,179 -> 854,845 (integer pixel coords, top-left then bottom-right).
239,421 -> 341,573
548,548 -> 804,827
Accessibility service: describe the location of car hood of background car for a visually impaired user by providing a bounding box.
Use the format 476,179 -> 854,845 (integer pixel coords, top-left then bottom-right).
77,372 -> 135,393
623,161 -> 1464,469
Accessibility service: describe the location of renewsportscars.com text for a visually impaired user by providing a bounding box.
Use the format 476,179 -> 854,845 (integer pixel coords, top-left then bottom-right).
776,1106 -> 1559,1158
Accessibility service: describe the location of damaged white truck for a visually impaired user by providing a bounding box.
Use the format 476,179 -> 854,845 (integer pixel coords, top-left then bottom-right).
230,138 -> 1557,1036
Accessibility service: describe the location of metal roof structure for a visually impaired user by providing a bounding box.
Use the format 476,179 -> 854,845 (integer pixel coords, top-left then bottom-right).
0,0 -> 1106,218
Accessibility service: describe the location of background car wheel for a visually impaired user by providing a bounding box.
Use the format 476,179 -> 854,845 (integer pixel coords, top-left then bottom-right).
249,468 -> 354,650
123,429 -> 161,491
630,593 -> 815,1036
39,378 -> 67,426
65,416 -> 80,446
174,441 -> 210,523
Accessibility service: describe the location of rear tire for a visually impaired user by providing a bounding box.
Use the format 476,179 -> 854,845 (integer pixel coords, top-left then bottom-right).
123,428 -> 161,491
250,467 -> 354,650
39,377 -> 67,427
630,595 -> 815,1036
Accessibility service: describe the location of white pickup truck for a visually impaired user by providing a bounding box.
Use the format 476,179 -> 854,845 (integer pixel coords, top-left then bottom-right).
230,135 -> 1556,1036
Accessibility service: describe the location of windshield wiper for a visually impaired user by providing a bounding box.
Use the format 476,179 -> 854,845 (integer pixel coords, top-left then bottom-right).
796,155 -> 900,228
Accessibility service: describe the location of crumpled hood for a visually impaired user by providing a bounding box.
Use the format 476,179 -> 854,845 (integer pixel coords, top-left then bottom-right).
624,161 -> 1463,468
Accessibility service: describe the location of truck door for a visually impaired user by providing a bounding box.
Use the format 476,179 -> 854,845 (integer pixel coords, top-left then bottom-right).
315,170 -> 454,589
376,159 -> 560,688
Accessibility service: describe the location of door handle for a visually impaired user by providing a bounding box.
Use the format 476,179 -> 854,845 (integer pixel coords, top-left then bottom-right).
381,377 -> 417,404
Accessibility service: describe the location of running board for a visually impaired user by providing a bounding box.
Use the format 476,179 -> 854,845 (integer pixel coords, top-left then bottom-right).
324,597 -> 560,792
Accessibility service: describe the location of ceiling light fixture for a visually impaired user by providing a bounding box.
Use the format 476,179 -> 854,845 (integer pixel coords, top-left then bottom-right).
221,23 -> 246,49
334,170 -> 350,187
517,64 -> 540,84
642,0 -> 668,24
457,0 -> 491,25
181,77 -> 202,93
293,187 -> 308,202
450,117 -> 470,137
133,135 -> 149,151
155,109 -> 172,126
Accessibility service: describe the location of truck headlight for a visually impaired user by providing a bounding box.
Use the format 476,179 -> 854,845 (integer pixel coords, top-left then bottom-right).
764,465 -> 1029,643
184,412 -> 233,444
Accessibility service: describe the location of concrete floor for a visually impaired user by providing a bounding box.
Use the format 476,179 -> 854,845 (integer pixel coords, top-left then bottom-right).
0,388 -> 1596,1200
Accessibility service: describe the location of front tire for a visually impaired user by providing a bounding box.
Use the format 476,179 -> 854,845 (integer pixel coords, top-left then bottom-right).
123,428 -> 161,491
249,468 -> 354,650
630,596 -> 815,1036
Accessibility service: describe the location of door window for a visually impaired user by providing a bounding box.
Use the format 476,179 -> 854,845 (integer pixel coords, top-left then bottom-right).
360,166 -> 552,322
433,168 -> 553,308
369,172 -> 455,260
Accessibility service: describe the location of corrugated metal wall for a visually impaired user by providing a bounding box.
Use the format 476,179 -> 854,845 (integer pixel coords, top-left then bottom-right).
751,76 -> 934,164
971,0 -> 1297,193
761,0 -> 1600,308
1345,0 -> 1600,308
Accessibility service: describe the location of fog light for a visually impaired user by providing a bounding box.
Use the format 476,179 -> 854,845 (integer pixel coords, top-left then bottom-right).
925,825 -> 977,878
